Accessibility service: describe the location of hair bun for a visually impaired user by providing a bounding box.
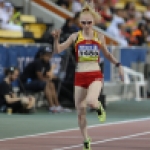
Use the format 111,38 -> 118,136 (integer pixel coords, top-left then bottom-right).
81,1 -> 101,22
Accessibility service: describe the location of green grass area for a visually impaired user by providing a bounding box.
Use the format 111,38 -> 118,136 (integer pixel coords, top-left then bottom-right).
0,99 -> 150,139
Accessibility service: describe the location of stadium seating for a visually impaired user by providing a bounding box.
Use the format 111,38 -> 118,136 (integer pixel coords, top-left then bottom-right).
24,23 -> 47,39
0,29 -> 35,44
20,15 -> 37,23
0,38 -> 34,44
0,30 -> 23,38
0,15 -> 53,43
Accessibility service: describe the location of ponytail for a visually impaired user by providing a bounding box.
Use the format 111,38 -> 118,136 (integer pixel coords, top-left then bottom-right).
80,1 -> 101,22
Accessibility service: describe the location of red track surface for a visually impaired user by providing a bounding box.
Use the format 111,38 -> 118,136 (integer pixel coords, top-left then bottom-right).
0,119 -> 150,150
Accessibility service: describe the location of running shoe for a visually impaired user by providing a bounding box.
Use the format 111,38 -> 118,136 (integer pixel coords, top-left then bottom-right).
55,106 -> 63,113
97,101 -> 106,123
83,138 -> 91,150
49,106 -> 57,113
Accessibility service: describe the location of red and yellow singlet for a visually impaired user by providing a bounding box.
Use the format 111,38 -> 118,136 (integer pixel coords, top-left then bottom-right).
75,30 -> 101,63
74,31 -> 103,88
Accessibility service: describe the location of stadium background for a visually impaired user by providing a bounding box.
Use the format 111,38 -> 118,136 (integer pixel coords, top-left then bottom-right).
0,0 -> 150,104
0,1 -> 150,149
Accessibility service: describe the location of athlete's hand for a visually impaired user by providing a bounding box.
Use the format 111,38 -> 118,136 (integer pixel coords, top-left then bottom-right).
118,65 -> 124,81
51,29 -> 61,39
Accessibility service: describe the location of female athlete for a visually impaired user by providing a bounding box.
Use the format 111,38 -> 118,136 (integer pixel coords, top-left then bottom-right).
52,2 -> 124,150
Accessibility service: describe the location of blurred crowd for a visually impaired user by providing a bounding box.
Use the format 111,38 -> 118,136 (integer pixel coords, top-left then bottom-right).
0,46 -> 72,114
0,0 -> 23,31
55,0 -> 150,47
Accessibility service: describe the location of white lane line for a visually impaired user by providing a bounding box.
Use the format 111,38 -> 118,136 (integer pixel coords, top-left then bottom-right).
53,131 -> 150,150
0,117 -> 150,142
130,138 -> 150,140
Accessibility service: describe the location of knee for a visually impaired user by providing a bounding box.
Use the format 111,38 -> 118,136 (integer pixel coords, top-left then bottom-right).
77,111 -> 86,123
86,99 -> 97,109
76,107 -> 86,118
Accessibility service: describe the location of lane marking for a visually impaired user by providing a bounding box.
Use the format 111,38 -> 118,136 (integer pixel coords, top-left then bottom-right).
0,117 -> 150,142
130,138 -> 150,140
53,131 -> 150,150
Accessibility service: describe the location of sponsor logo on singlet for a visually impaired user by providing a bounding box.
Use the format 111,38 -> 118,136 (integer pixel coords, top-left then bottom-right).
78,44 -> 99,62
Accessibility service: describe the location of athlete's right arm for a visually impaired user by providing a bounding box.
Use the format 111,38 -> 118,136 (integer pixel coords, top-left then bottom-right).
52,30 -> 76,53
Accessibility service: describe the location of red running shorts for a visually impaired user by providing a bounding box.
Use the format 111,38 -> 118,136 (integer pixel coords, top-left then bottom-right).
75,71 -> 103,89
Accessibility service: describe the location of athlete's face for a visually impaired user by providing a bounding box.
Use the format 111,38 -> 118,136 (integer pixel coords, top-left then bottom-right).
80,13 -> 94,30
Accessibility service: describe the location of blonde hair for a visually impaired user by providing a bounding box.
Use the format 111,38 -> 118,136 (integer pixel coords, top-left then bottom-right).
80,1 -> 101,23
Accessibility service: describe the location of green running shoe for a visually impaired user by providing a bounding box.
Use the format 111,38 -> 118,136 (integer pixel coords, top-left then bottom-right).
97,101 -> 106,123
83,138 -> 91,150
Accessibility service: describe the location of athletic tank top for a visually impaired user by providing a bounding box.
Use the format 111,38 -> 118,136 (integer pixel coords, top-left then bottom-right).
74,30 -> 101,63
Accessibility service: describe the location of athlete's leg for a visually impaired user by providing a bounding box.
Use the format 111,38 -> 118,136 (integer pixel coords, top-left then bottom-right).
86,81 -> 106,122
86,81 -> 102,109
75,86 -> 88,141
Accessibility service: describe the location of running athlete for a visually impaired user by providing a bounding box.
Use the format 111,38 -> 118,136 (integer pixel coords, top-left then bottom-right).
52,2 -> 124,150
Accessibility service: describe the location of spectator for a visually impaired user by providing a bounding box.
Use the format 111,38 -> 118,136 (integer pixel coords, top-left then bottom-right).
96,3 -> 113,30
124,2 -> 136,20
125,14 -> 138,31
0,0 -> 4,10
139,0 -> 149,6
0,1 -> 23,31
144,4 -> 150,20
4,2 -> 14,18
0,67 -> 35,113
111,8 -> 125,25
0,0 -> 5,23
72,12 -> 81,32
99,4 -> 113,22
145,19 -> 150,43
20,46 -> 63,113
132,22 -> 147,46
10,11 -> 22,26
107,9 -> 128,46
103,0 -> 117,14
61,18 -> 75,34
56,0 -> 70,10
115,23 -> 128,46
72,0 -> 82,14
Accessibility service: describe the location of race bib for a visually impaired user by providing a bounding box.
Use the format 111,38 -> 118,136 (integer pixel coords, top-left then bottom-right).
78,44 -> 99,62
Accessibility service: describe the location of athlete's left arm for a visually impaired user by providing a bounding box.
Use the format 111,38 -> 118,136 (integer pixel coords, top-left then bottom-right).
98,33 -> 124,80
98,33 -> 118,65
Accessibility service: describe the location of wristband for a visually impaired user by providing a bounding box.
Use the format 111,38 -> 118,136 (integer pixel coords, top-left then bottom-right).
115,62 -> 121,67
